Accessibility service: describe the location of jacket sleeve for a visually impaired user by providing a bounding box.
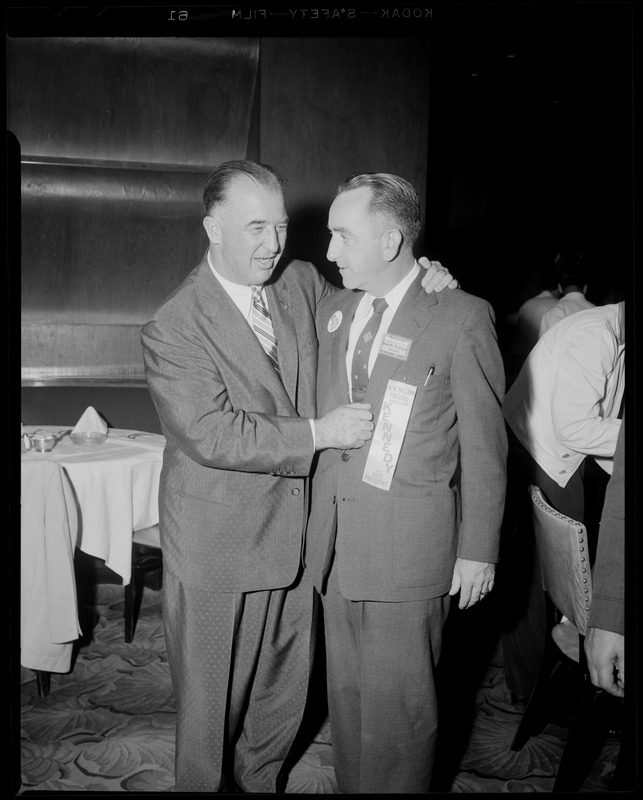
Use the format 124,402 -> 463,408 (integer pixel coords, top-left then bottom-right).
141,314 -> 315,477
450,298 -> 508,563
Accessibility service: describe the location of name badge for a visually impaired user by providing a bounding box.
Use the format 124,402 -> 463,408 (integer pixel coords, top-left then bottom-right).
379,334 -> 412,361
362,379 -> 417,491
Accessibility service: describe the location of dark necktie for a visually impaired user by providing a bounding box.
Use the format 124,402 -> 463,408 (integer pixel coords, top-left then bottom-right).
251,287 -> 280,374
351,297 -> 388,402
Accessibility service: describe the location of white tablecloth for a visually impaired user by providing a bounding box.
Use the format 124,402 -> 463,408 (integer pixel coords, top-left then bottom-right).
22,427 -> 165,586
21,427 -> 165,672
21,459 -> 81,673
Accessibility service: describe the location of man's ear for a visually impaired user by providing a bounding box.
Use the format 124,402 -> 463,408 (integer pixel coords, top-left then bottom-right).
203,215 -> 221,244
381,229 -> 403,262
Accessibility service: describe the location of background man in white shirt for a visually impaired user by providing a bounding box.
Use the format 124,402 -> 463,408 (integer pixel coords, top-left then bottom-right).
538,251 -> 595,336
500,301 -> 625,701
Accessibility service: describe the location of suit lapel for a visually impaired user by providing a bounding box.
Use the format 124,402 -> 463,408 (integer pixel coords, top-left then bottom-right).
329,291 -> 362,406
365,272 -> 438,402
194,258 -> 297,411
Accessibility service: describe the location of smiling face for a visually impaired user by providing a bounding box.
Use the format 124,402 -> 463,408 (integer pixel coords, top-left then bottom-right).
204,175 -> 289,286
326,187 -> 392,295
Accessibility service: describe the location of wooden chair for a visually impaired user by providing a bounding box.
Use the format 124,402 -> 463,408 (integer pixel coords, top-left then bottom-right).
123,525 -> 163,643
510,485 -> 623,792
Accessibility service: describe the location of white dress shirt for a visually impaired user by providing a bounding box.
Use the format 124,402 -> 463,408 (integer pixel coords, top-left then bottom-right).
346,263 -> 420,400
207,250 -> 269,321
504,302 -> 624,487
538,291 -> 595,337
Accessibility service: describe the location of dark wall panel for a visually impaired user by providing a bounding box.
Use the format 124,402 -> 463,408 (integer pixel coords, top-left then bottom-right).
21,163 -> 206,322
425,4 -> 632,317
8,37 -> 259,167
21,163 -> 208,381
260,37 -> 430,282
13,37 -> 259,384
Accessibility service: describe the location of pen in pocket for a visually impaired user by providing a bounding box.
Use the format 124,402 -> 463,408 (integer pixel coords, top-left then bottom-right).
424,364 -> 436,386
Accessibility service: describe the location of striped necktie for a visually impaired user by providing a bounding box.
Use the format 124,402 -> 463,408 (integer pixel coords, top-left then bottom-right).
351,297 -> 388,402
251,286 -> 280,373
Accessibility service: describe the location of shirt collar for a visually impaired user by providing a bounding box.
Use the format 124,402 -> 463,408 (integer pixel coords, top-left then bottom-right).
207,249 -> 259,300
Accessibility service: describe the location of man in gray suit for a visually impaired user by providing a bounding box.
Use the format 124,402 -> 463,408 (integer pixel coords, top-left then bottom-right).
306,173 -> 507,793
141,161 -> 454,793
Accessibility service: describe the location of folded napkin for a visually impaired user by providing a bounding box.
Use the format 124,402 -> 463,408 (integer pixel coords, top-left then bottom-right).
72,406 -> 108,434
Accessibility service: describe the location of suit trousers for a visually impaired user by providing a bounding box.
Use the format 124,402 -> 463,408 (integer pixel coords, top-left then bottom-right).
163,570 -> 315,792
321,558 -> 451,794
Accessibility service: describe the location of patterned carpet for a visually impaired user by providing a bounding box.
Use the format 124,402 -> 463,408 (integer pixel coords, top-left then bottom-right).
18,581 -> 622,794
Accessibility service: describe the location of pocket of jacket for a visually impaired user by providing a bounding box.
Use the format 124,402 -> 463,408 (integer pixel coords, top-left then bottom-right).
392,491 -> 457,588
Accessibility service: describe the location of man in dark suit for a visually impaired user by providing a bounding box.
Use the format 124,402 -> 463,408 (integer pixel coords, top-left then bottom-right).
305,172 -> 507,793
141,161 -> 454,793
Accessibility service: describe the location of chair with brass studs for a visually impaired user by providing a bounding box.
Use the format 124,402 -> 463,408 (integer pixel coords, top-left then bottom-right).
510,485 -> 623,792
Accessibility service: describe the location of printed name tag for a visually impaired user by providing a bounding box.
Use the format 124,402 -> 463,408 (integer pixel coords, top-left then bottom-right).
362,379 -> 417,491
379,334 -> 412,361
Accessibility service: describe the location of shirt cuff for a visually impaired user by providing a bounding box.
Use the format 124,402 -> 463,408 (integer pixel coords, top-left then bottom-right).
309,419 -> 316,451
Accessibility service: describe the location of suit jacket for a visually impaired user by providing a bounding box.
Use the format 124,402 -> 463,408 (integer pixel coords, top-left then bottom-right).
141,253 -> 332,592
306,273 -> 508,602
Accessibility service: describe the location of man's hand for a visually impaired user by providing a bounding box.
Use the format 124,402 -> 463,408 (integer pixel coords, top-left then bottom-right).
449,558 -> 495,610
585,627 -> 625,697
418,257 -> 459,293
314,403 -> 374,451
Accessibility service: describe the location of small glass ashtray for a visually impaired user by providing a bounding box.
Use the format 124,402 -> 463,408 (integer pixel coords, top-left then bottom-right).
70,431 -> 108,447
31,429 -> 57,453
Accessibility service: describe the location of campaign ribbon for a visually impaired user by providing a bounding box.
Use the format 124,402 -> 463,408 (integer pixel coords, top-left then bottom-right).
362,379 -> 417,491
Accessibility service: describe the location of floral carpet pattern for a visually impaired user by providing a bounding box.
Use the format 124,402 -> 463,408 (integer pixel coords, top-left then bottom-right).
18,584 -> 621,793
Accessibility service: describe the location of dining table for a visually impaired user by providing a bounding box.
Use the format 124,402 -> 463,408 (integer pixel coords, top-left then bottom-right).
20,425 -> 166,674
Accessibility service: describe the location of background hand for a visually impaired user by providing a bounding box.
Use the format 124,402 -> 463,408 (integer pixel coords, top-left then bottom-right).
585,627 -> 625,697
418,257 -> 460,292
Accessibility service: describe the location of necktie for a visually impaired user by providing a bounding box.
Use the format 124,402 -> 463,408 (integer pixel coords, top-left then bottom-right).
351,297 -> 388,402
251,286 -> 280,373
